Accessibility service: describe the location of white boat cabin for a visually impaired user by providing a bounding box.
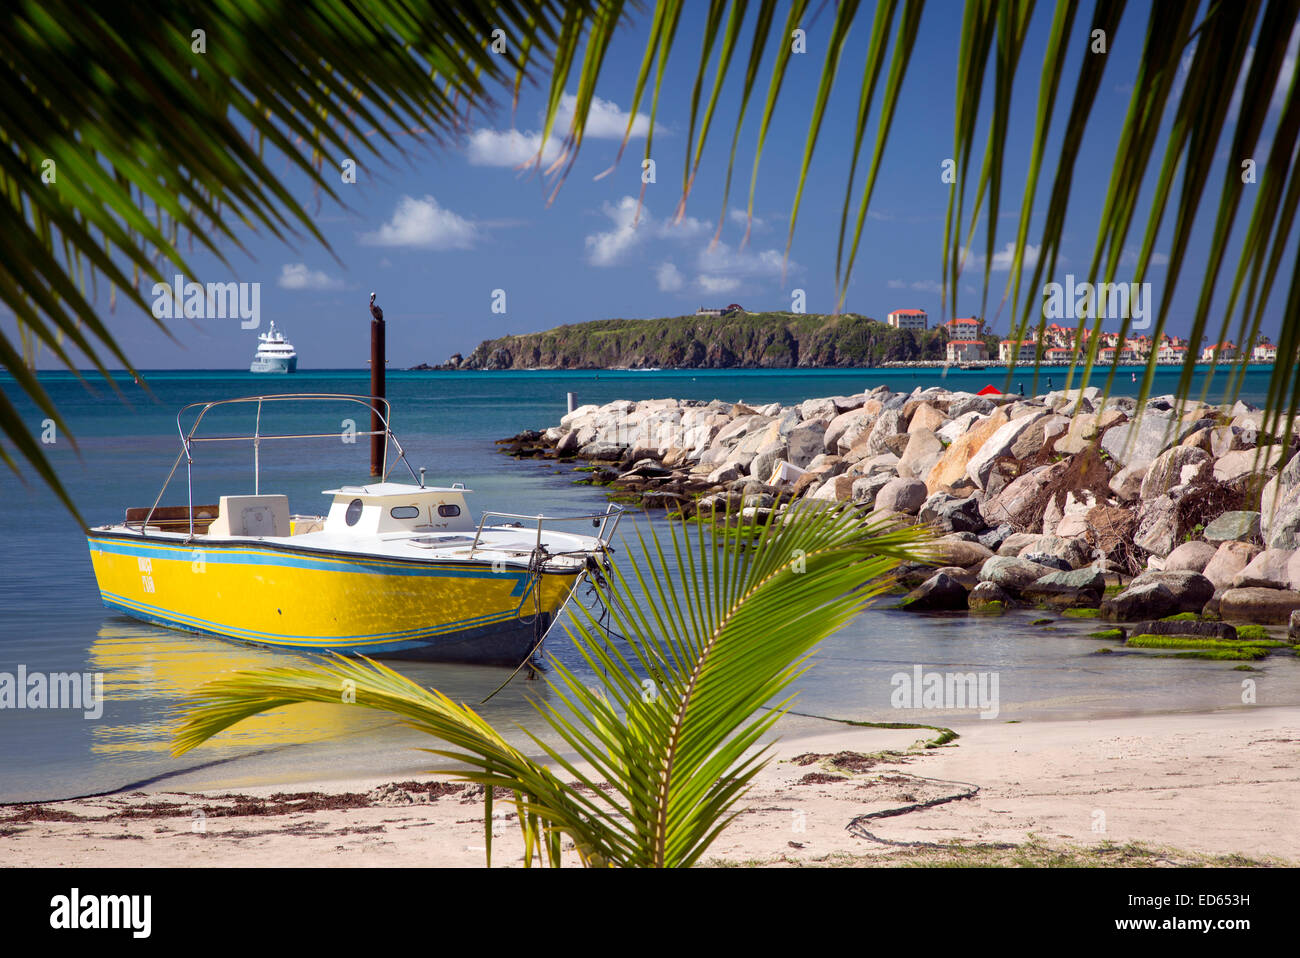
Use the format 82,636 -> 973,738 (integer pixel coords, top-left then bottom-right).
321,482 -> 475,536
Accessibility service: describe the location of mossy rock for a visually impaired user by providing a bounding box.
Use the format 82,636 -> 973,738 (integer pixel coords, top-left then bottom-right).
970,600 -> 1006,615
1031,617 -> 1053,626
1125,634 -> 1288,652
1062,607 -> 1100,618
1088,628 -> 1125,640
1163,648 -> 1270,661
1234,625 -> 1271,641
1160,612 -> 1202,622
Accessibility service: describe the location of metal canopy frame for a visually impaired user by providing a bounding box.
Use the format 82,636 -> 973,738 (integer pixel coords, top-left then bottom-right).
134,393 -> 420,537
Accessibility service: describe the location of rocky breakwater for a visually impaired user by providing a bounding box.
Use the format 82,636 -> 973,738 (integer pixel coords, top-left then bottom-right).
498,385 -> 1300,643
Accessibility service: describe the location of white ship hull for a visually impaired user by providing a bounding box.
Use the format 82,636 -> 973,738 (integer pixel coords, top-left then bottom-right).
250,354 -> 297,374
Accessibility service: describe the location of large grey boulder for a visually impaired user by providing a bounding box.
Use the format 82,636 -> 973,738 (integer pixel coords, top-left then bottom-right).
1022,568 -> 1105,608
785,420 -> 829,469
850,473 -> 893,506
1232,549 -> 1296,589
978,555 -> 1058,595
996,531 -> 1044,556
860,407 -> 906,459
897,571 -> 970,612
967,580 -> 1010,611
1133,494 -> 1182,558
1262,451 -> 1300,548
1203,511 -> 1262,543
1214,446 -> 1284,483
1201,540 -> 1263,590
920,537 -> 995,569
1163,540 -> 1218,573
1218,587 -> 1300,624
978,523 -> 1016,552
824,409 -> 875,454
1017,534 -> 1091,570
1127,569 -> 1215,613
896,429 -> 945,480
965,411 -> 1049,489
873,477 -> 928,515
1139,446 -> 1211,499
936,495 -> 985,533
1128,619 -> 1238,641
1100,412 -> 1195,469
1101,582 -> 1178,621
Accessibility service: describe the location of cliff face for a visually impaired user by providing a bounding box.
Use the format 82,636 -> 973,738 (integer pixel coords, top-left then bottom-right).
436,312 -> 975,370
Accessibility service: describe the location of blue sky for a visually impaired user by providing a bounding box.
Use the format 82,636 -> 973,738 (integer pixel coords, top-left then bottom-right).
12,0 -> 1300,369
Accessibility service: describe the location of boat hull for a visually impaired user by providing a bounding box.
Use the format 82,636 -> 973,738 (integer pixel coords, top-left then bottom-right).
86,532 -> 581,665
249,355 -> 297,373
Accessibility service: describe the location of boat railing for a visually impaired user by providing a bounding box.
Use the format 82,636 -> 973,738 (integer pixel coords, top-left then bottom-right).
468,503 -> 625,558
132,394 -> 421,538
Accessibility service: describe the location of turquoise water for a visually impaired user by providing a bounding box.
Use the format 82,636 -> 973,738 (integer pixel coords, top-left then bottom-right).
0,367 -> 1295,803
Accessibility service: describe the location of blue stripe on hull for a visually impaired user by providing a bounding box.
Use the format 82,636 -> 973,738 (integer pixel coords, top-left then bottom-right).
101,597 -> 552,665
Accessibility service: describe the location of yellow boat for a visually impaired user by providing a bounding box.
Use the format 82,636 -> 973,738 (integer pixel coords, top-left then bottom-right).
85,394 -> 621,666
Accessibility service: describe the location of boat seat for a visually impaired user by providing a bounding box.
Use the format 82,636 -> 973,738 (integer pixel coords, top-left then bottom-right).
124,504 -> 219,533
207,495 -> 290,538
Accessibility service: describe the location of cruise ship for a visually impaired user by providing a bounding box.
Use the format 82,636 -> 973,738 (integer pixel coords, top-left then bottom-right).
249,320 -> 298,373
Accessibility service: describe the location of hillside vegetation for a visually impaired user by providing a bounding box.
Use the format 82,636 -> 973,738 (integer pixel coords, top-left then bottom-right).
432,312 -> 990,369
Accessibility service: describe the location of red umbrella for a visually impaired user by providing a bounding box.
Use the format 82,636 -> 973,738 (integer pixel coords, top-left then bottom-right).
976,384 -> 1002,396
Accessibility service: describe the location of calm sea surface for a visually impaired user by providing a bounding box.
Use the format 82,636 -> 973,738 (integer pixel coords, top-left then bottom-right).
1,367 -> 1295,802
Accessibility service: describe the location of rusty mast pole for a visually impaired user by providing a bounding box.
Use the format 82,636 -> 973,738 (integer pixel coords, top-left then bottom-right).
369,293 -> 385,476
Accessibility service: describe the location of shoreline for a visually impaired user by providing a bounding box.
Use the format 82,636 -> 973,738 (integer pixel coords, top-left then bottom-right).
3,706 -> 1295,866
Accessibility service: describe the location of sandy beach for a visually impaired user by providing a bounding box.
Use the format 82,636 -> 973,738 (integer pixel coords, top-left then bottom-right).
4,705 -> 1296,867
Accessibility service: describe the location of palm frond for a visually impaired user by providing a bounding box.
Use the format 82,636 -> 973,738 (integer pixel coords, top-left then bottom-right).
173,503 -> 930,867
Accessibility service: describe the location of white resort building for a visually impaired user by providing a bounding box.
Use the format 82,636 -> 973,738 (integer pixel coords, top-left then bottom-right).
886,308 -> 928,331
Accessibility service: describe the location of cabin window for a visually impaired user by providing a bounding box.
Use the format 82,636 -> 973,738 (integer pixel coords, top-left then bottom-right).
390,506 -> 420,520
437,504 -> 461,518
345,498 -> 364,526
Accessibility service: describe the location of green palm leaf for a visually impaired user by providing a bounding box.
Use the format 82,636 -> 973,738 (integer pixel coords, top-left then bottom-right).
173,503 -> 929,868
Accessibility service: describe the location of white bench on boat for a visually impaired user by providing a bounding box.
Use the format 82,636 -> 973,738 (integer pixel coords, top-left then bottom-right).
207,494 -> 290,538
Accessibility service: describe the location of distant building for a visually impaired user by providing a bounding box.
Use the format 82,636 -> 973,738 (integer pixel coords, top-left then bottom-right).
886,308 -> 928,331
1045,346 -> 1076,362
697,304 -> 745,317
946,340 -> 988,363
1201,341 -> 1237,362
943,317 -> 982,336
999,339 -> 1037,363
1157,343 -> 1188,364
1253,341 -> 1278,362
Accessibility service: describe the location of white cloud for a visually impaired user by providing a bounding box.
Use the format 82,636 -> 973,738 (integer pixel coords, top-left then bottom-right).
698,275 -> 741,294
696,241 -> 788,279
656,261 -> 684,292
584,197 -> 709,266
586,196 -> 645,266
360,195 -> 478,249
465,128 -> 561,167
278,263 -> 343,290
887,278 -> 943,294
466,93 -> 651,168
554,94 -> 650,138
1120,248 -> 1170,268
728,208 -> 767,231
988,242 -> 1040,273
